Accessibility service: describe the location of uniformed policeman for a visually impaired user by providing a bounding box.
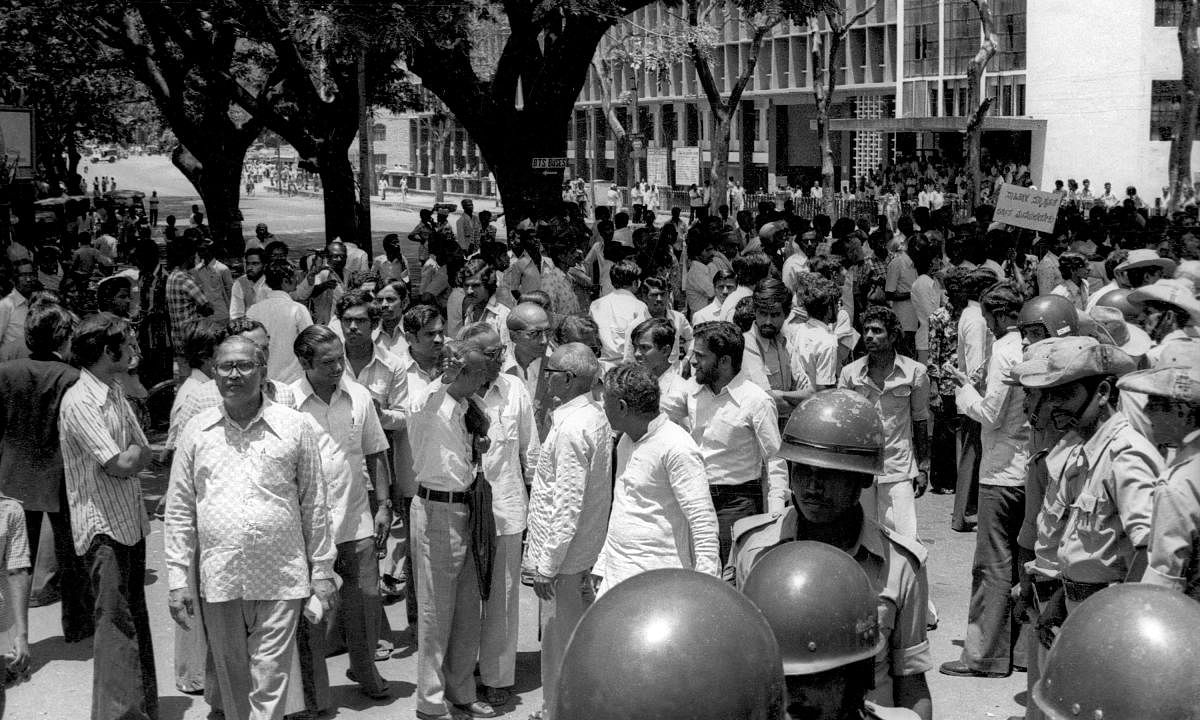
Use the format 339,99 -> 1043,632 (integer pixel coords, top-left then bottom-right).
1009,337 -> 1161,613
1118,340 -> 1200,598
552,568 -> 785,720
731,390 -> 932,719
1016,295 -> 1079,347
742,541 -> 920,720
1032,584 -> 1200,720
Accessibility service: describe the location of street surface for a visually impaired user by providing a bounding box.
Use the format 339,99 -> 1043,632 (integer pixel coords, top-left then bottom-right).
10,156 -> 1026,720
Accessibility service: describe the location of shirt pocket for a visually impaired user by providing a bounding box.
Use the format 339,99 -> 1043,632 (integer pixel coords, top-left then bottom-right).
706,414 -> 739,448
1070,491 -> 1110,535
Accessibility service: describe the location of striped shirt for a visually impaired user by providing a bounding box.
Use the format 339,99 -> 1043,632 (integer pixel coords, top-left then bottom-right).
59,369 -> 151,555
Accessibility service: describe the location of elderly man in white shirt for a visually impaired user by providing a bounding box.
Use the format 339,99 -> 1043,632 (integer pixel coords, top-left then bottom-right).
685,321 -> 786,572
290,325 -> 394,702
408,335 -> 498,720
459,323 -> 540,708
522,344 -> 612,720
594,363 -> 719,594
589,258 -> 648,369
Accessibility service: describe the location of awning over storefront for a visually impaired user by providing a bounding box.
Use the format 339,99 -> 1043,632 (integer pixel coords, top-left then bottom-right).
829,116 -> 1047,133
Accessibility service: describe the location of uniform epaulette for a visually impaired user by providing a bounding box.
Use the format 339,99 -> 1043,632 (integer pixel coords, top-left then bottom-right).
880,523 -> 928,567
731,512 -> 778,545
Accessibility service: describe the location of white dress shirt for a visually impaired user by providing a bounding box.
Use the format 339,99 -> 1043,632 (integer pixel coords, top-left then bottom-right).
658,368 -> 690,425
523,394 -> 613,577
291,377 -> 389,544
595,414 -> 720,592
956,301 -> 990,379
409,383 -> 475,493
954,330 -> 1030,487
246,290 -> 314,385
347,345 -> 409,431
686,373 -> 787,513
589,289 -> 649,367
229,275 -> 267,320
393,349 -> 438,498
478,374 -> 540,536
788,317 -> 839,391
717,285 -> 753,323
0,290 -> 29,362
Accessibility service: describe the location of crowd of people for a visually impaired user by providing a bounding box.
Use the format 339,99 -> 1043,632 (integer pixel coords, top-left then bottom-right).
0,172 -> 1198,720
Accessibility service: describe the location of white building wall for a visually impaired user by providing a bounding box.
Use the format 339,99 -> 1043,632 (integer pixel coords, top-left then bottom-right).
1027,1 -> 1197,199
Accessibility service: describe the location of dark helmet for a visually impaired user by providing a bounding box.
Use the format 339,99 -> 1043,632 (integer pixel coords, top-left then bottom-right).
1018,295 -> 1079,340
742,541 -> 883,676
1033,584 -> 1200,720
554,569 -> 786,720
1095,287 -> 1140,323
780,389 -> 884,475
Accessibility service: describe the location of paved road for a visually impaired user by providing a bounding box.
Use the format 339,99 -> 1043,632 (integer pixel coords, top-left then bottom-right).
14,156 -> 1028,720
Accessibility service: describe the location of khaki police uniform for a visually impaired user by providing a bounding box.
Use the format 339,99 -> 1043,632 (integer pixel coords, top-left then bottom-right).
732,507 -> 931,709
1144,430 -> 1200,600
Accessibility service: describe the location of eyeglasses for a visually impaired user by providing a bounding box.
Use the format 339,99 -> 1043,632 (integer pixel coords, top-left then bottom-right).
215,360 -> 261,376
480,346 -> 504,361
544,367 -> 575,381
515,328 -> 548,339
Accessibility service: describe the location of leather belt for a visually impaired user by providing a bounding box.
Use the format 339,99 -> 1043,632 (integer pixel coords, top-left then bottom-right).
1061,578 -> 1110,603
417,485 -> 470,504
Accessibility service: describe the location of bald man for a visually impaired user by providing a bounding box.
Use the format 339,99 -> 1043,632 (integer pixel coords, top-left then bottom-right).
505,302 -> 554,439
521,343 -> 613,720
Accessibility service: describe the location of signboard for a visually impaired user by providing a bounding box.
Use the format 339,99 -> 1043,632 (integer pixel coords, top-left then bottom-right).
647,147 -> 670,187
673,146 -> 700,187
993,183 -> 1060,234
0,107 -> 35,177
530,157 -> 570,169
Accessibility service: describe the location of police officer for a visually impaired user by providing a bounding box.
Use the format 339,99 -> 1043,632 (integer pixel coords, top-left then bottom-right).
1010,337 -> 1161,614
1118,340 -> 1200,596
552,568 -> 785,720
1032,584 -> 1200,720
731,390 -> 932,719
742,541 -> 920,720
1016,295 -> 1079,347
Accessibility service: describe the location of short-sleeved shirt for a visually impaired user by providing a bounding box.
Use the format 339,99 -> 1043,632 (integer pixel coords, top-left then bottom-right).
1144,430 -> 1200,599
731,507 -> 932,706
885,252 -> 919,332
0,497 -> 30,637
839,354 -> 930,484
59,369 -> 151,554
166,269 -> 210,351
788,317 -> 839,391
0,356 -> 79,512
292,377 -> 389,544
1056,412 -> 1164,584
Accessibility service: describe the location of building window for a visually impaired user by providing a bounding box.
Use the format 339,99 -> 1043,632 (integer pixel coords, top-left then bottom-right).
371,123 -> 387,142
994,0 -> 1027,72
1150,80 -> 1183,141
372,153 -> 388,169
904,0 -> 939,77
1156,0 -> 1182,26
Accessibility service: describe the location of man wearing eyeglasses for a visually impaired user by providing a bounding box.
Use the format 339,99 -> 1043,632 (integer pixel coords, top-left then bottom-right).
505,303 -> 554,439
165,335 -> 336,720
461,323 -> 540,710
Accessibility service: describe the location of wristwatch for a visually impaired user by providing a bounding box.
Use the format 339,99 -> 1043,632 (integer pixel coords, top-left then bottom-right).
379,498 -> 394,511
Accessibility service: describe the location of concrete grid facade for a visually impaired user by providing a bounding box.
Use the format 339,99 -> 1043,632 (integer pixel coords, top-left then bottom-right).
375,2 -> 1194,200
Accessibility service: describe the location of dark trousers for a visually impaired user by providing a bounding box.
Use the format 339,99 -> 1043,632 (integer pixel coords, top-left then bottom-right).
86,535 -> 157,720
298,538 -> 387,710
961,485 -> 1029,674
952,419 -> 982,528
149,209 -> 158,226
712,484 -> 764,572
930,400 -> 960,492
25,509 -> 94,641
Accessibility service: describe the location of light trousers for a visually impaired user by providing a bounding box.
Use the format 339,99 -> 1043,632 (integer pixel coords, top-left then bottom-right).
862,479 -> 918,539
203,598 -> 302,720
540,571 -> 594,720
412,496 -> 482,716
479,532 -> 522,688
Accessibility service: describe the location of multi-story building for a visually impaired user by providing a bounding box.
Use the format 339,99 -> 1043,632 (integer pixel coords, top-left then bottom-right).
564,0 -> 1190,201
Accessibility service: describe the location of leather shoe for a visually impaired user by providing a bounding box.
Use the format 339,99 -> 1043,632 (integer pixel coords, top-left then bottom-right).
939,660 -> 1010,678
481,685 -> 512,706
454,700 -> 498,718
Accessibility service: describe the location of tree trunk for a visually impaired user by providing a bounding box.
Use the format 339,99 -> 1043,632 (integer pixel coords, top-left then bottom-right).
432,121 -> 447,203
486,113 -> 576,231
1170,0 -> 1200,213
316,144 -> 360,246
613,134 -> 632,186
964,0 -> 998,212
709,110 -> 732,215
172,143 -> 246,256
